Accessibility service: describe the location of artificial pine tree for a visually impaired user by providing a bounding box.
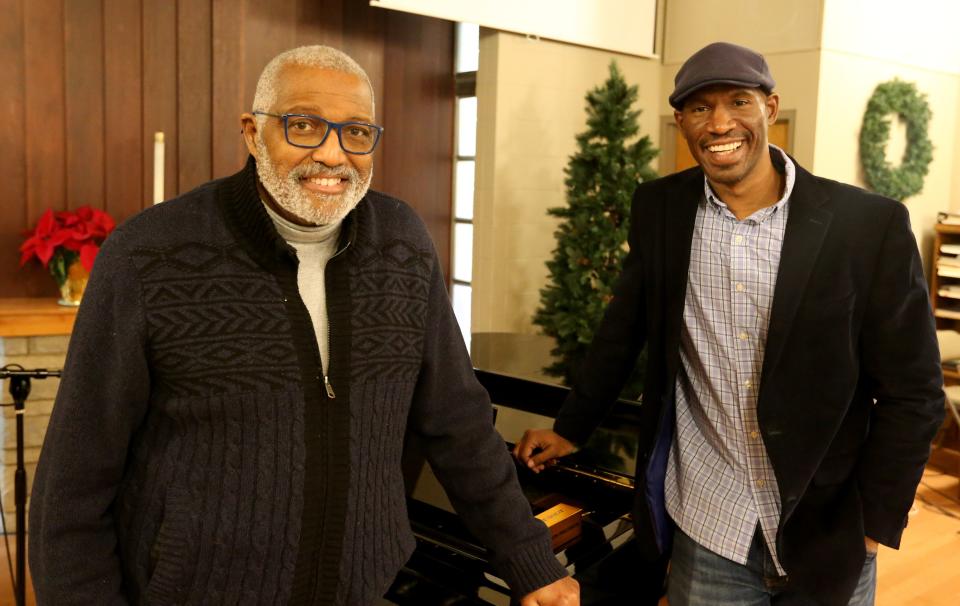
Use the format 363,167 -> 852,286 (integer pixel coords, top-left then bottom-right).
533,61 -> 658,399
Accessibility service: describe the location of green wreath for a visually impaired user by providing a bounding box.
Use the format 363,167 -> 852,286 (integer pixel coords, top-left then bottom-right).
859,79 -> 933,201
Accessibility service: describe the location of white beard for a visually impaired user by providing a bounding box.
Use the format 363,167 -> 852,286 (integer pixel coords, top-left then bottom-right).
254,136 -> 372,226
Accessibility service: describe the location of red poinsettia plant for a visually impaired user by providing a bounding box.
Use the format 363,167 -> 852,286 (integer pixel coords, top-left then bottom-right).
19,206 -> 116,284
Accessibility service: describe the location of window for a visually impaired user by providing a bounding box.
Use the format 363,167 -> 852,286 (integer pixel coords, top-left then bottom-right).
452,23 -> 478,347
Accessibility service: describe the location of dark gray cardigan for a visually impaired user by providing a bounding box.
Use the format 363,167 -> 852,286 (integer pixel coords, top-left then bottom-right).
29,158 -> 566,605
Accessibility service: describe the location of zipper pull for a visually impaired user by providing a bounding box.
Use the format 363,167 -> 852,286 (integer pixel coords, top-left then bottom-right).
324,375 -> 336,399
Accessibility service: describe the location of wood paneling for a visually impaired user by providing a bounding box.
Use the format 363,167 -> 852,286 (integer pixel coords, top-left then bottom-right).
18,0 -> 66,297
177,0 -> 213,193
211,0 -> 247,176
64,0 -> 105,210
104,0 -> 143,220
243,1 -> 298,117
142,0 -> 178,206
296,0 -> 343,49
23,0 -> 65,220
1,0 -> 455,297
345,0 -> 387,192
0,0 -> 29,296
382,9 -> 455,263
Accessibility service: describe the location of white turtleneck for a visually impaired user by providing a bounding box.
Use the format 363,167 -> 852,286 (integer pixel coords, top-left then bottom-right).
261,202 -> 341,375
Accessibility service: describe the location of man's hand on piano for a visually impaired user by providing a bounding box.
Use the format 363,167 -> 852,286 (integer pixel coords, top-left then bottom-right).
520,575 -> 580,605
512,429 -> 576,473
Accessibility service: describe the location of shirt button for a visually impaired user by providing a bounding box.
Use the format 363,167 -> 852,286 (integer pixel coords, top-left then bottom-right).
735,235 -> 744,244
735,283 -> 745,292
743,379 -> 753,388
738,331 -> 749,341
750,430 -> 759,439
756,479 -> 766,488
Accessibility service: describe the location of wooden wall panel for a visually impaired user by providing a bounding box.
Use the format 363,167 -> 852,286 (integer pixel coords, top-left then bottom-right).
0,0 -> 28,296
1,0 -> 455,297
343,0 -> 386,192
342,0 -> 386,99
382,11 -> 455,277
20,0 -> 66,297
211,0 -> 248,176
295,0 -> 343,49
23,0 -> 66,221
142,0 -> 178,206
64,0 -> 106,210
177,0 -> 213,193
243,0 -> 298,114
104,0 -> 143,220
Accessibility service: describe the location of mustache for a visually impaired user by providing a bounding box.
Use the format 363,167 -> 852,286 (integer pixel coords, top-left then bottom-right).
289,163 -> 357,181
700,131 -> 750,146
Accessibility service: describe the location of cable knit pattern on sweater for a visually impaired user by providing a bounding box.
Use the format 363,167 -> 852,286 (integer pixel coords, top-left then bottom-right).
29,157 -> 566,606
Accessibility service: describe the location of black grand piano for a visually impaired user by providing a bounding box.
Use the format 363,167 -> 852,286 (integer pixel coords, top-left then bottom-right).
385,365 -> 651,606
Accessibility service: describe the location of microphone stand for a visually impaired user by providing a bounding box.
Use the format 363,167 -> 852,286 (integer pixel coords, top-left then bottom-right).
1,365 -> 61,606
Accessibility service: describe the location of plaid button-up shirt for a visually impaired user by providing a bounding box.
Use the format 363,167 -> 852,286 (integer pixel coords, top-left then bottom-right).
665,146 -> 795,574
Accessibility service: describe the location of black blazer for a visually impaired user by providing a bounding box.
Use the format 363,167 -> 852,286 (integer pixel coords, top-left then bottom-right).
554,157 -> 944,605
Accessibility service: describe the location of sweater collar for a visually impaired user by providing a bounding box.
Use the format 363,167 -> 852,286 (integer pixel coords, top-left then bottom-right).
218,155 -> 357,270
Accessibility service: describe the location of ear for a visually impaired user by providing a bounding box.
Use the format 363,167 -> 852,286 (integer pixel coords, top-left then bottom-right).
240,113 -> 259,158
673,109 -> 684,129
764,92 -> 780,125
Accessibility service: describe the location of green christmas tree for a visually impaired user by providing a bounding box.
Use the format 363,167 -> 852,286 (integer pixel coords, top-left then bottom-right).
533,61 -> 658,400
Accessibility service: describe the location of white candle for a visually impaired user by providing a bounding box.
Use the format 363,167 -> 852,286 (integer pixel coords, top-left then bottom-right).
153,132 -> 165,204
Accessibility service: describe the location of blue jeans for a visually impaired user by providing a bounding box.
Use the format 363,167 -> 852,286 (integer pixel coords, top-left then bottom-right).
667,527 -> 876,606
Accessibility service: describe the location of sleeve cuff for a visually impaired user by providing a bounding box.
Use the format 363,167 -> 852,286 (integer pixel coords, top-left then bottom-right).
492,533 -> 569,597
862,500 -> 909,549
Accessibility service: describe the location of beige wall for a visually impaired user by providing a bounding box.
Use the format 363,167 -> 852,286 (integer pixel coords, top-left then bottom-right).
816,0 -> 960,264
661,0 -> 823,64
659,0 -> 823,167
472,0 -> 960,335
472,30 -> 662,334
813,52 -> 960,262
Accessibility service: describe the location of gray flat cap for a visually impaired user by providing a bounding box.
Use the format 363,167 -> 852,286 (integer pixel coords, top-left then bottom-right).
669,42 -> 775,109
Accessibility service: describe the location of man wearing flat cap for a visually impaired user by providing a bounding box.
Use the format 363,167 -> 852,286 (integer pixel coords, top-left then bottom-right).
515,41 -> 943,605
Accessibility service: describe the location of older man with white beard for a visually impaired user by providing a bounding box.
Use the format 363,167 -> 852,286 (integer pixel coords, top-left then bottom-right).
29,45 -> 578,606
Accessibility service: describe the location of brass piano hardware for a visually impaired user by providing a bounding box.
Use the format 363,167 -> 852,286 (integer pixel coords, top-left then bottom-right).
550,462 -> 635,492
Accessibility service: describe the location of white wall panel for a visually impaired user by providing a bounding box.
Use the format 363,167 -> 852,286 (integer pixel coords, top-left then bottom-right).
370,0 -> 657,57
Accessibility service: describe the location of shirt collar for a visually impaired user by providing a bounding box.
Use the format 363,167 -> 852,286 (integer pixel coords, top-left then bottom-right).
703,144 -> 796,223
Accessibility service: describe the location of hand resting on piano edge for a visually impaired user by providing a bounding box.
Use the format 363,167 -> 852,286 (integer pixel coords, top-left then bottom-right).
513,428 -> 578,473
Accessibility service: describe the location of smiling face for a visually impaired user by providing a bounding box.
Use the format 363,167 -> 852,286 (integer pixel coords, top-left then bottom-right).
241,64 -> 375,226
674,85 -> 779,190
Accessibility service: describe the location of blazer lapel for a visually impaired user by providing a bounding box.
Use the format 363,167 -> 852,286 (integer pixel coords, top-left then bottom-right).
664,170 -> 702,381
760,163 -> 833,387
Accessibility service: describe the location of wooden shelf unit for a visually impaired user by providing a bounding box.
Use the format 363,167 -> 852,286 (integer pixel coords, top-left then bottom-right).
930,223 -> 960,482
931,223 -> 960,327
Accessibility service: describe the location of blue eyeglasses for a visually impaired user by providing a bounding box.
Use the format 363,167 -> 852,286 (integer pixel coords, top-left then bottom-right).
253,111 -> 384,155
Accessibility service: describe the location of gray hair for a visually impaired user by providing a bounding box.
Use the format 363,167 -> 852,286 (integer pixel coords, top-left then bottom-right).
252,45 -> 375,123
